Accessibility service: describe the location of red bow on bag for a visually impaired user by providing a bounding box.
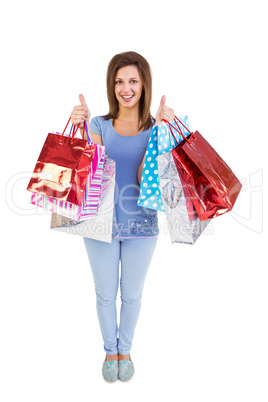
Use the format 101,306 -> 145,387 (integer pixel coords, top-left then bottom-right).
164,117 -> 242,221
27,117 -> 96,206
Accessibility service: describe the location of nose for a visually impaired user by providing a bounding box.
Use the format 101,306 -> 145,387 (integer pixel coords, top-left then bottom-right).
122,82 -> 131,93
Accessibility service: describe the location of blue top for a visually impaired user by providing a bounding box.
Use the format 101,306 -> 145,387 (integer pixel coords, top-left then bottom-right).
90,116 -> 159,238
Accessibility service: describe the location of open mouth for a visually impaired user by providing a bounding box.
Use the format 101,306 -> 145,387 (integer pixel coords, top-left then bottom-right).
121,95 -> 134,100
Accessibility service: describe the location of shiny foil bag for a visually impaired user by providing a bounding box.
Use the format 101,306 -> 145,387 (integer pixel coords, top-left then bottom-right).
30,144 -> 106,221
168,117 -> 242,221
27,122 -> 95,206
51,159 -> 116,243
157,150 -> 209,244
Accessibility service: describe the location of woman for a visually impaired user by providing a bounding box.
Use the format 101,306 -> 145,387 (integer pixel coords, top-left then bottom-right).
71,51 -> 174,382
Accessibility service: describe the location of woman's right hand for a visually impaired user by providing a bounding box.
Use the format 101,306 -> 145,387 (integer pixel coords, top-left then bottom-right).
71,94 -> 90,128
155,95 -> 175,126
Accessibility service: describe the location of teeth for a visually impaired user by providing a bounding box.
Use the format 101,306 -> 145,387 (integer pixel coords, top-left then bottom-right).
122,95 -> 133,99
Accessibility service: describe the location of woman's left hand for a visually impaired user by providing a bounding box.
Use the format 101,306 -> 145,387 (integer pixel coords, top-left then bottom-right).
155,95 -> 175,126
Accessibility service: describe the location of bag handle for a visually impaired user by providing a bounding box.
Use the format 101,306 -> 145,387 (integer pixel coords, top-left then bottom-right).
163,116 -> 196,145
59,117 -> 91,144
68,121 -> 91,144
60,117 -> 80,143
165,117 -> 185,144
84,121 -> 92,143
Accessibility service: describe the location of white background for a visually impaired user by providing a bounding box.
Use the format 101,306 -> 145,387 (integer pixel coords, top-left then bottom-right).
1,0 -> 267,401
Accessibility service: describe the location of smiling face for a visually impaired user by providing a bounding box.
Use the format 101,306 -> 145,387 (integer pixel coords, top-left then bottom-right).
114,65 -> 143,111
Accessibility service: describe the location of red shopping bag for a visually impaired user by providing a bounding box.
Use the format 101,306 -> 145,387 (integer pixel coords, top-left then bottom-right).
27,117 -> 95,206
165,117 -> 242,221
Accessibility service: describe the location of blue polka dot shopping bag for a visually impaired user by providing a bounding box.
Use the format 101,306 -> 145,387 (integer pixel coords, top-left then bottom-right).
137,116 -> 190,211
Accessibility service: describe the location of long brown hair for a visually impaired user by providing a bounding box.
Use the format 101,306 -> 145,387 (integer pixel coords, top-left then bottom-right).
103,51 -> 154,131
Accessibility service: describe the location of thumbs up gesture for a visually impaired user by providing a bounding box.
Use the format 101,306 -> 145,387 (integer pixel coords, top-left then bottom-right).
71,94 -> 91,128
155,95 -> 175,126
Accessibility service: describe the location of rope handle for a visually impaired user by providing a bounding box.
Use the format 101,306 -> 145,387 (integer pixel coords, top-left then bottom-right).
163,116 -> 196,146
68,121 -> 91,144
59,117 -> 90,144
84,121 -> 92,143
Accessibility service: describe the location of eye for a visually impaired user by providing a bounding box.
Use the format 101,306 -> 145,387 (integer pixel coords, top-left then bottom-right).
115,80 -> 122,85
131,80 -> 138,84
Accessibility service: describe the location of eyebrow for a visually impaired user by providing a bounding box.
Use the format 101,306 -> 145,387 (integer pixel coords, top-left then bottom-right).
115,77 -> 139,80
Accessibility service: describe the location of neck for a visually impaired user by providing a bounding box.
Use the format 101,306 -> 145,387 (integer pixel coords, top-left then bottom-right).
117,104 -> 140,122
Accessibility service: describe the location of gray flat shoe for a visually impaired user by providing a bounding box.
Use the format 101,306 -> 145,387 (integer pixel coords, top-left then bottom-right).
102,357 -> 119,382
118,355 -> 134,382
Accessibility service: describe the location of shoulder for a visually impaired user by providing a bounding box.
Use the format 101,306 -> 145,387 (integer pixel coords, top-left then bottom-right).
90,115 -> 110,127
90,116 -> 111,135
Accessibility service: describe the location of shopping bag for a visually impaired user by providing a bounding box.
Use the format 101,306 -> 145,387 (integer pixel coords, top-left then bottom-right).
50,156 -> 115,222
137,116 -> 190,211
72,153 -> 114,221
30,143 -> 106,221
157,150 -> 210,244
51,158 -> 116,243
167,117 -> 242,221
27,117 -> 95,206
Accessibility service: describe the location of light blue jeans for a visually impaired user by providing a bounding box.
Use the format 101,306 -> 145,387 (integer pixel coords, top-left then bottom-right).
83,236 -> 158,356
